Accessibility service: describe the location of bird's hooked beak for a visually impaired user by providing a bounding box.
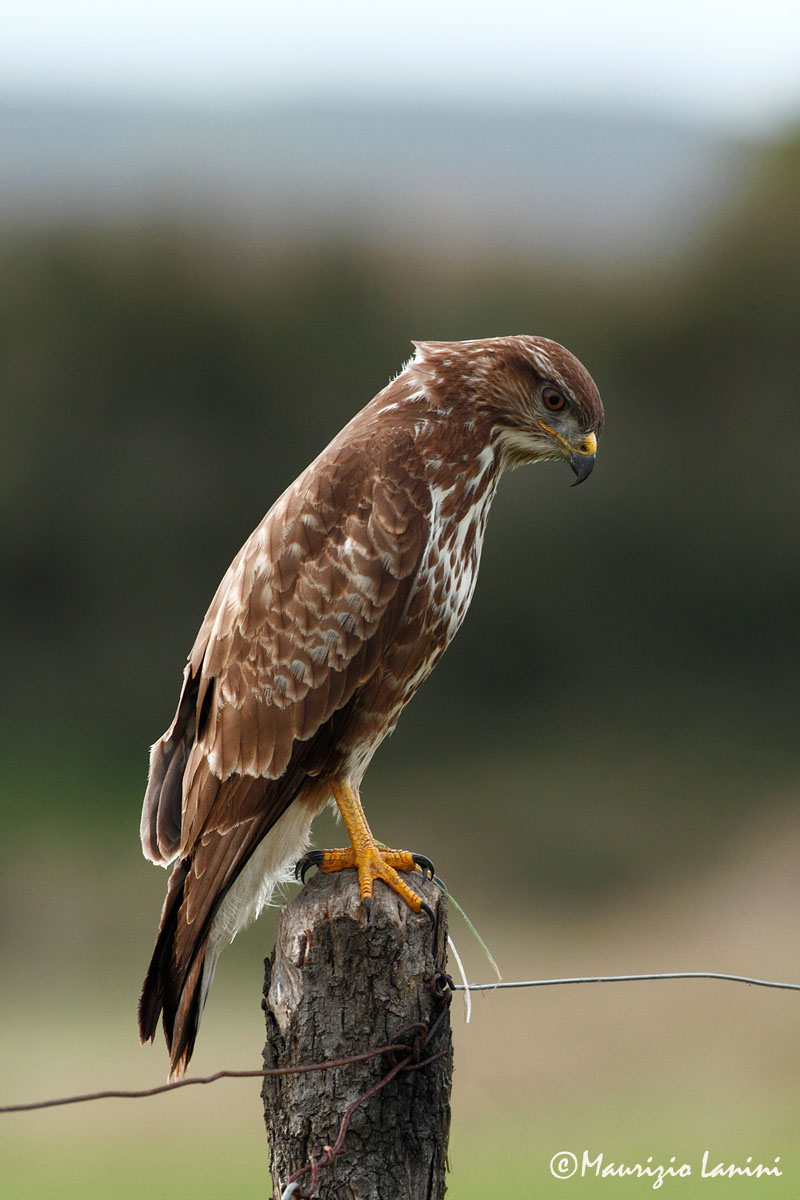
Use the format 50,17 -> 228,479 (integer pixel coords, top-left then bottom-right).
568,433 -> 597,486
537,422 -> 598,486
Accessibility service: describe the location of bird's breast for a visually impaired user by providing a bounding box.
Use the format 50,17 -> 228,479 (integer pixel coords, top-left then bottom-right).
327,452 -> 501,778
423,474 -> 496,641
381,464 -> 498,713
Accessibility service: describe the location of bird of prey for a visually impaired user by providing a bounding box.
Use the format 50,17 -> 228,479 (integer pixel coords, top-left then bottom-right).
139,335 -> 603,1075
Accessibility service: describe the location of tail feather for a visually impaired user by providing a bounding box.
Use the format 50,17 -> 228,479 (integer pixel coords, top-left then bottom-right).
137,836 -> 276,1077
138,858 -> 210,1076
139,783 -> 320,1075
168,950 -> 211,1078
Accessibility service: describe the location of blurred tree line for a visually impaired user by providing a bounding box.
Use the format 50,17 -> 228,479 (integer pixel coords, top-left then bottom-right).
1,131 -> 798,889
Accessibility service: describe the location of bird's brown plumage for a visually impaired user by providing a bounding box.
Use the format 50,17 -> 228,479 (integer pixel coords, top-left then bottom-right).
139,335 -> 604,1074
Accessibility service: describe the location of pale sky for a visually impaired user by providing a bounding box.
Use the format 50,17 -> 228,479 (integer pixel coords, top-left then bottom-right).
3,0 -> 800,130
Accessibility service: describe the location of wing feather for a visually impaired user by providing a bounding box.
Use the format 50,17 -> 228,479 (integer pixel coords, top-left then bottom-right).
143,423 -> 430,901
139,423 -> 436,1071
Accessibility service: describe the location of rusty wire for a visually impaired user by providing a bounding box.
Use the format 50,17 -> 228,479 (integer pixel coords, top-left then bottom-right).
3,967 -> 798,1119
3,966 -> 799,1118
0,1035 -> 441,1116
0,969 -> 454,1200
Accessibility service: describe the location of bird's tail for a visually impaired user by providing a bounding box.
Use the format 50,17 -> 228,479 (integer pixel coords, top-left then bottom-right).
137,858 -> 220,1078
139,793 -> 318,1075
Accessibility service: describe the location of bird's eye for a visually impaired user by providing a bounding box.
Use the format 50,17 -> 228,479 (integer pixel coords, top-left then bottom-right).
542,386 -> 567,412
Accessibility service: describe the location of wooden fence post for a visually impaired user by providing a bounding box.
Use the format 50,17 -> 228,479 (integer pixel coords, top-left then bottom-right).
262,870 -> 452,1199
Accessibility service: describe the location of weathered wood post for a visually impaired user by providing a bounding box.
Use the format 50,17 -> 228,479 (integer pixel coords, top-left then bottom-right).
262,870 -> 452,1199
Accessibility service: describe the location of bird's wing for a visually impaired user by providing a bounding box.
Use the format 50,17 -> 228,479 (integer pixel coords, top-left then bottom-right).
139,427 -> 432,1069
141,426 -> 430,871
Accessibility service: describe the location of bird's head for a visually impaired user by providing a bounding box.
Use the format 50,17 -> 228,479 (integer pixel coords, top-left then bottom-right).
411,335 -> 604,485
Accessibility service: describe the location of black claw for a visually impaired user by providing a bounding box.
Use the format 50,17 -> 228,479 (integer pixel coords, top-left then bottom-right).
364,895 -> 372,921
432,873 -> 447,892
420,900 -> 435,923
412,853 -> 436,881
296,850 -> 324,884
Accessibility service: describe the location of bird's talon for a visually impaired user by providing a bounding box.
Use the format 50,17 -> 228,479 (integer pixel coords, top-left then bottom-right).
412,852 -> 435,881
420,900 -> 435,923
297,836 -> 437,922
296,850 -> 324,884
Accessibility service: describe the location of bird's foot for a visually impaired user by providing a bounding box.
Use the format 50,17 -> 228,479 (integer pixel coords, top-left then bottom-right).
295,846 -> 435,920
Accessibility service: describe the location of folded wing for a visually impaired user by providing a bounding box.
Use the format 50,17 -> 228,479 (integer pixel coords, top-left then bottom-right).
138,427 -> 431,1072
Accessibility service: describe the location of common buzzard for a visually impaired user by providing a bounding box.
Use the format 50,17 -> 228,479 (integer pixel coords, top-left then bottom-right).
139,335 -> 604,1074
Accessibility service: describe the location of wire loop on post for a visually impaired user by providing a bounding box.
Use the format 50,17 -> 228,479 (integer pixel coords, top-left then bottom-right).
279,970 -> 453,1199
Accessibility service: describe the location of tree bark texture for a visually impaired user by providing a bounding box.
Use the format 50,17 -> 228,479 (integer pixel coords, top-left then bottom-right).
262,870 -> 452,1199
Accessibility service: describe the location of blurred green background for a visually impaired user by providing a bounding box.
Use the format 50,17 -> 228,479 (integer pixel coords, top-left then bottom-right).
2,6 -> 800,1196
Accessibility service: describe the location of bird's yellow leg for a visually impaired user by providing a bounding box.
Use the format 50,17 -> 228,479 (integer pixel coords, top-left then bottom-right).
297,780 -> 434,918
